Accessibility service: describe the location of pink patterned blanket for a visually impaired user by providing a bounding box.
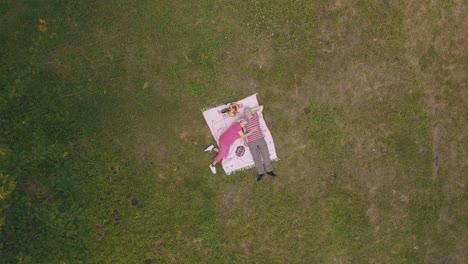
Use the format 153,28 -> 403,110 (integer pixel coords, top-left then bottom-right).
202,94 -> 278,175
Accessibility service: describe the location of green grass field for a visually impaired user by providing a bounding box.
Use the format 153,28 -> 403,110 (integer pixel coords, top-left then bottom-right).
1,0 -> 467,263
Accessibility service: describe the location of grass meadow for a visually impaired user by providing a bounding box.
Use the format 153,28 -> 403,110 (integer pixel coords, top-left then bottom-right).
0,0 -> 467,263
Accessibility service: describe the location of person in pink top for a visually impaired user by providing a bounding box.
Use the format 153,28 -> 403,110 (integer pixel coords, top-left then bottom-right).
204,119 -> 255,174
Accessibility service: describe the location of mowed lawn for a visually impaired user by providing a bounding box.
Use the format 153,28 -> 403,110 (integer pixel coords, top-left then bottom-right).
0,0 -> 466,263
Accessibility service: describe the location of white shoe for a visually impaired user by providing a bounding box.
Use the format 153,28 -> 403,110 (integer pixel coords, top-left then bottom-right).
204,144 -> 214,152
209,164 -> 217,174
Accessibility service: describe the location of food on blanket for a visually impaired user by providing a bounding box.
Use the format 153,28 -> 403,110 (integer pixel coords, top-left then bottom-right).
228,103 -> 239,117
229,103 -> 239,111
235,146 -> 245,157
220,103 -> 240,117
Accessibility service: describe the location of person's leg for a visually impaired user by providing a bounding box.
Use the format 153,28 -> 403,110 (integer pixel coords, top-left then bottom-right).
208,148 -> 219,165
213,144 -> 228,164
248,140 -> 265,175
204,144 -> 215,152
209,146 -> 223,174
258,138 -> 274,173
210,144 -> 229,174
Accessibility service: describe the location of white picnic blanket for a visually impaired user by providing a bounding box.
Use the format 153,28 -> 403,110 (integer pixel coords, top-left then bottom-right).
202,94 -> 278,175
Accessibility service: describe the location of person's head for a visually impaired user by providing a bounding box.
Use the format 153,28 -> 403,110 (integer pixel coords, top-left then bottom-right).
238,118 -> 247,128
244,106 -> 252,118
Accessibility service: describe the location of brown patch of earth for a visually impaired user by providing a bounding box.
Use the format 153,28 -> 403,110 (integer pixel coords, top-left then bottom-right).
25,182 -> 37,194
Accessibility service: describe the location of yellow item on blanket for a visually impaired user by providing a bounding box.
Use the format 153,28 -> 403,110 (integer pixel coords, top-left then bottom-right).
228,103 -> 239,116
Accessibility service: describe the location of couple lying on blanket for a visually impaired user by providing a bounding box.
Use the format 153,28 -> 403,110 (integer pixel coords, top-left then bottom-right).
204,105 -> 277,181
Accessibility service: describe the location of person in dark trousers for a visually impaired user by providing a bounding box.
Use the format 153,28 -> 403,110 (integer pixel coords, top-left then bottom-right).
244,105 -> 276,181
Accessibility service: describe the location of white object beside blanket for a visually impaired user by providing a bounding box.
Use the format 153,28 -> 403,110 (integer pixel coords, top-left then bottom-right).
202,93 -> 278,175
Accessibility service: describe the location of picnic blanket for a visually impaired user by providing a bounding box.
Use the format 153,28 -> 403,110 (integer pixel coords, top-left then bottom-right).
202,93 -> 278,175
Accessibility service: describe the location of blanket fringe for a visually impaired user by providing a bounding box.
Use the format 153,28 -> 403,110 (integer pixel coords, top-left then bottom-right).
225,164 -> 256,175
200,93 -> 258,112
225,158 -> 279,175
201,103 -> 226,112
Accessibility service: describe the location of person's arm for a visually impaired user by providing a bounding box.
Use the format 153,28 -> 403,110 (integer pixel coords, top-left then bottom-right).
252,105 -> 264,114
238,127 -> 257,143
238,130 -> 248,144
